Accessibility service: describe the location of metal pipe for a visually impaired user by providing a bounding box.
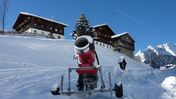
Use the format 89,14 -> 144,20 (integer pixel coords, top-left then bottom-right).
61,89 -> 114,95
61,75 -> 64,94
68,68 -> 71,95
99,66 -> 105,89
109,72 -> 112,99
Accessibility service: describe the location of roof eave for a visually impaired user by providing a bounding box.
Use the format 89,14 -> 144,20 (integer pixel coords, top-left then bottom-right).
19,12 -> 69,27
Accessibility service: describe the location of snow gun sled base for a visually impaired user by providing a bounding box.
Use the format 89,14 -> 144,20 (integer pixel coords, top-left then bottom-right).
51,66 -> 123,98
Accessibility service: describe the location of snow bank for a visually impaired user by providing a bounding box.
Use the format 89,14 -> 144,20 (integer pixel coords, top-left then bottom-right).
161,76 -> 176,99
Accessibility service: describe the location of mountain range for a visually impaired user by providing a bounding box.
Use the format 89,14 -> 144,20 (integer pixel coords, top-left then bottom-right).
135,43 -> 176,68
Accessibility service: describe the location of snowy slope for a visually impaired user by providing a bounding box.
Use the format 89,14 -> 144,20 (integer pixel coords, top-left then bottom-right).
0,35 -> 176,99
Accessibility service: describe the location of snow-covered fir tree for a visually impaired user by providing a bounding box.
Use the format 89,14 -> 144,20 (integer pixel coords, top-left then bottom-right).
71,13 -> 93,39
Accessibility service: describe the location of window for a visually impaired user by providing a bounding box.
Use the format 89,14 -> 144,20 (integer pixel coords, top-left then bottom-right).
95,32 -> 98,36
125,37 -> 129,41
60,29 -> 62,33
116,49 -> 121,52
96,41 -> 98,45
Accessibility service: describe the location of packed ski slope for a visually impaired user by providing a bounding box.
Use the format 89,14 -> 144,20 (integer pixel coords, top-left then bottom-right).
0,35 -> 175,99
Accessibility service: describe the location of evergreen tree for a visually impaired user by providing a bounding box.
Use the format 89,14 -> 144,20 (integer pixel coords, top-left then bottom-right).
72,13 -> 93,39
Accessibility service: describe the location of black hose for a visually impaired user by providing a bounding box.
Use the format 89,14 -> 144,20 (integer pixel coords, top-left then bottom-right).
94,50 -> 100,65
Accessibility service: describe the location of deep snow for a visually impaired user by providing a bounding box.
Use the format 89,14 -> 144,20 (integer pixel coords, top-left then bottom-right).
0,35 -> 175,99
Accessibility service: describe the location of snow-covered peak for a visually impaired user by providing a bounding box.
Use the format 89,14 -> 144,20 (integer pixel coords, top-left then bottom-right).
138,43 -> 175,56
157,45 -> 163,48
145,43 -> 176,56
157,43 -> 176,56
164,43 -> 176,56
135,50 -> 146,62
146,45 -> 159,55
157,43 -> 170,49
136,43 -> 176,68
147,45 -> 154,50
135,50 -> 143,56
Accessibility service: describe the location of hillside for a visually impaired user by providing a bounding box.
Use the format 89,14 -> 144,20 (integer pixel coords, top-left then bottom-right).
0,35 -> 176,99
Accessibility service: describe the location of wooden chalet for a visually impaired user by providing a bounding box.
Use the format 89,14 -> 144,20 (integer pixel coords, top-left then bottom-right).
93,24 -> 135,58
13,12 -> 68,39
93,24 -> 115,45
111,32 -> 135,58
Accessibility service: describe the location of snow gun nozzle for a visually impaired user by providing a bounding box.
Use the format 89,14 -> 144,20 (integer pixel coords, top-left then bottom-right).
74,36 -> 94,53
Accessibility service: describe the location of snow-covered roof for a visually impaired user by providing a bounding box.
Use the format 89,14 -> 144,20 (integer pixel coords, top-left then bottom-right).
93,24 -> 108,28
20,12 -> 68,27
111,32 -> 128,39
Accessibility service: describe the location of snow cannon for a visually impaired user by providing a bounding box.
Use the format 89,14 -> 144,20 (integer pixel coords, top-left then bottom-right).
74,35 -> 97,75
51,36 -> 124,98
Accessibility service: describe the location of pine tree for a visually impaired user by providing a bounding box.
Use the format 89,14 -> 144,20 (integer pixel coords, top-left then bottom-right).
72,13 -> 93,39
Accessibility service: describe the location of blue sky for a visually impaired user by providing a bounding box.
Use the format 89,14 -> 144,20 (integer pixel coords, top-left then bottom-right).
5,0 -> 176,52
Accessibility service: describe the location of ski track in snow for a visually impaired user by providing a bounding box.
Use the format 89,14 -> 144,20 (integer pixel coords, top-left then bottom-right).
0,35 -> 175,99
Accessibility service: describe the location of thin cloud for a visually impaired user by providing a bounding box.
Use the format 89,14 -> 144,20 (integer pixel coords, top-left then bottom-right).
115,9 -> 146,26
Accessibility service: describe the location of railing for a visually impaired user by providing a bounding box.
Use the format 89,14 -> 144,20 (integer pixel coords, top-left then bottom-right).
0,31 -> 54,39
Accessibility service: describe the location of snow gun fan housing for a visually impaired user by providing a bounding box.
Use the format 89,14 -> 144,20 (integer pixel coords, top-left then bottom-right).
74,36 -> 96,74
